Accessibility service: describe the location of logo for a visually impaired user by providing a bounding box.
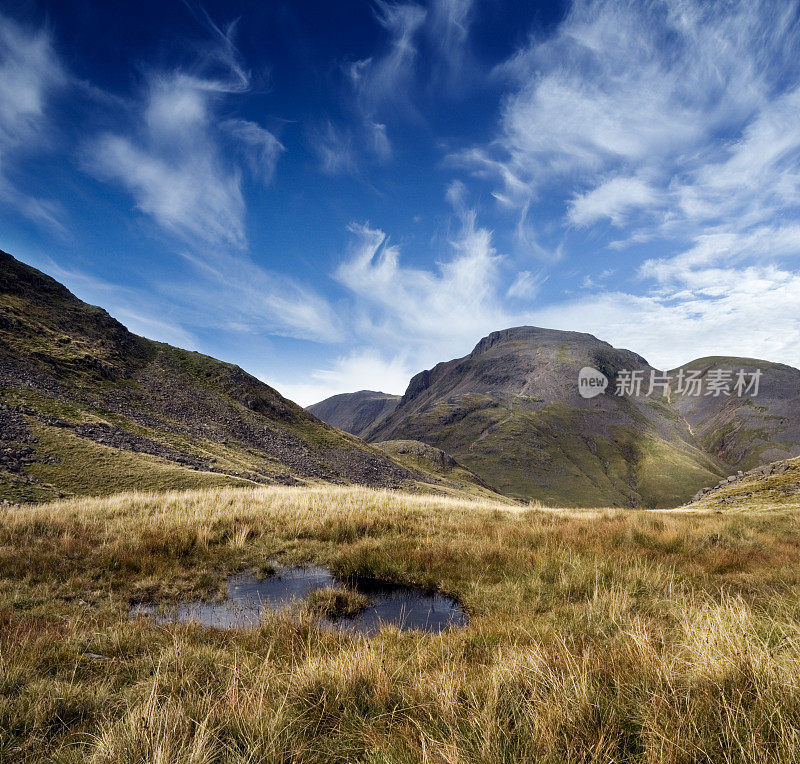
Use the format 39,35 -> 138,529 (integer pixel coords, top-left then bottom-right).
613,368 -> 762,398
578,366 -> 608,399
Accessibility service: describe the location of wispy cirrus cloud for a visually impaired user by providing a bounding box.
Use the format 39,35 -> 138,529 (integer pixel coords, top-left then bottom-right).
83,19 -> 282,249
311,2 -> 426,176
336,216 -> 508,352
84,42 -> 245,247
427,0 -> 475,93
0,13 -> 66,231
79,15 -> 341,345
348,1 -> 428,121
315,0 -> 477,176
172,250 -> 344,344
88,126 -> 248,249
221,118 -> 285,186
310,120 -> 361,176
482,0 -> 792,195
568,176 -> 659,228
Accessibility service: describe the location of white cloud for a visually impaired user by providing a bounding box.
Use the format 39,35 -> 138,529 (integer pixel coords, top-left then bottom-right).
172,250 -> 344,344
88,129 -> 246,248
34,245 -> 341,349
336,214 -> 512,352
310,121 -> 360,176
320,0 -> 479,176
427,0 -> 474,93
487,0 -> 790,192
568,176 -> 658,227
84,20 -> 284,249
456,0 -> 800,242
318,1 -> 428,175
507,269 -> 546,300
349,1 -> 427,119
528,265 -> 800,371
368,121 -> 392,162
0,13 -> 66,230
269,349 -> 413,407
222,118 -> 284,186
668,86 -> 800,233
641,224 -> 800,283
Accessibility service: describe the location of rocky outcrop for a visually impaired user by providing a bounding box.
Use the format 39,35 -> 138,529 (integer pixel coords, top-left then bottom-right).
688,460 -> 795,504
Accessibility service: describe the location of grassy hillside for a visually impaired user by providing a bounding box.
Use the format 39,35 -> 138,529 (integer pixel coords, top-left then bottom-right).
374,438 -> 501,499
3,485 -> 800,760
0,251 -> 492,502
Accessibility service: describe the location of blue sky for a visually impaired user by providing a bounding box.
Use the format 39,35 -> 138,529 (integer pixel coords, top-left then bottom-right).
2,0 -> 800,405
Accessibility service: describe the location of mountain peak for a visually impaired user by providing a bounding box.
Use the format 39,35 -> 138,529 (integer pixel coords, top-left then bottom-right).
469,326 -> 611,358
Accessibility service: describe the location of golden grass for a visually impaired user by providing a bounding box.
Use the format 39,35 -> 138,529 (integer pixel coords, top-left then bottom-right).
3,485 -> 800,762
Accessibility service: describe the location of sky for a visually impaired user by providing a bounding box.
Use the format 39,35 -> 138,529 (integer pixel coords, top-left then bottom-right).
2,0 -> 800,405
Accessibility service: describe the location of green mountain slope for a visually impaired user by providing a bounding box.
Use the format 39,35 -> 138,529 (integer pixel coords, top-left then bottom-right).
0,251 -> 493,503
374,439 -> 500,499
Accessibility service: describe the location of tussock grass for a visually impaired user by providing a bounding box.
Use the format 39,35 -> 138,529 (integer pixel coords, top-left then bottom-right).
304,586 -> 370,618
3,485 -> 800,761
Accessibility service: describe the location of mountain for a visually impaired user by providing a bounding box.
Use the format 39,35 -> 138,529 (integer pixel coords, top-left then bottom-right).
306,390 -> 400,437
359,327 -> 723,506
342,326 -> 800,508
0,251 -> 495,503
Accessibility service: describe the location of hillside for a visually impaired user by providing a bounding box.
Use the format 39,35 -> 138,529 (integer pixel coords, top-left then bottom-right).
670,357 -> 800,469
374,439 -> 498,497
306,390 -> 400,436
0,251 -> 494,503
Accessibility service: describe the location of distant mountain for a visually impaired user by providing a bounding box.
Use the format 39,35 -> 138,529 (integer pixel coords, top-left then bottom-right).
0,251 -> 494,503
345,326 -> 800,507
307,390 -> 400,437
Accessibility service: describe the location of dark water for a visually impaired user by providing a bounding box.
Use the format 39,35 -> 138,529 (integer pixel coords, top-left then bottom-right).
130,566 -> 467,636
